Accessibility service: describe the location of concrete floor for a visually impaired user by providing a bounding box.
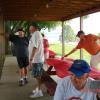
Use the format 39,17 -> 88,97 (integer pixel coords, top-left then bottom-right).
0,56 -> 53,100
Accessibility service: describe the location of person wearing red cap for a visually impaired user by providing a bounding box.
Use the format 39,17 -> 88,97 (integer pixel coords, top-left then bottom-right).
63,31 -> 100,70
54,59 -> 100,100
41,33 -> 49,60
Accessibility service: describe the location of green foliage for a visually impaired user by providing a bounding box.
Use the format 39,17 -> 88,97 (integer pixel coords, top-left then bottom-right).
63,22 -> 76,42
35,21 -> 61,31
59,22 -> 76,42
98,33 -> 100,37
83,15 -> 89,19
5,21 -> 61,36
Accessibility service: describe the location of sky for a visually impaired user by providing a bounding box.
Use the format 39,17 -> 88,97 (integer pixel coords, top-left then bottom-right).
84,12 -> 100,34
41,27 -> 62,43
71,12 -> 100,34
42,11 -> 100,43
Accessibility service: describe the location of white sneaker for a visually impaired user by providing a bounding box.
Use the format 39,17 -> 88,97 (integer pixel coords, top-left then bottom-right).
32,87 -> 38,94
30,90 -> 43,98
38,90 -> 43,97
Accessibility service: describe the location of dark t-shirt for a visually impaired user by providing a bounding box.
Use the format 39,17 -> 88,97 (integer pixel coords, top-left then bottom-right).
9,34 -> 29,58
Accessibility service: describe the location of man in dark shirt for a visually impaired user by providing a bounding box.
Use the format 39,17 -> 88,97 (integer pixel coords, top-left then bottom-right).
9,28 -> 29,86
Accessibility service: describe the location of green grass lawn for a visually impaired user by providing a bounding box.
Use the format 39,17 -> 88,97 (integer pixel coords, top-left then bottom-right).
49,43 -> 91,63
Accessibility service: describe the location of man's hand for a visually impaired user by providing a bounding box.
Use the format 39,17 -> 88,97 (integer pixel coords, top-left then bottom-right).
97,94 -> 100,99
61,54 -> 69,60
61,56 -> 65,60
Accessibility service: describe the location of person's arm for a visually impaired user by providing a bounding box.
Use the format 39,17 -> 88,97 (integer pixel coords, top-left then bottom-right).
46,40 -> 49,48
25,37 -> 29,46
62,40 -> 82,59
64,47 -> 77,58
9,34 -> 17,43
30,47 -> 37,61
29,32 -> 39,67
29,47 -> 37,67
97,94 -> 100,100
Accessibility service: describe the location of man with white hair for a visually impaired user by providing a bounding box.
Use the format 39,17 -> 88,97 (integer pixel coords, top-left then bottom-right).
28,23 -> 44,98
54,59 -> 100,100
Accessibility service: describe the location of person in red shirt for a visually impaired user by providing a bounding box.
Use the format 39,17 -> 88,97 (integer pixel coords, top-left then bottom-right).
42,33 -> 49,60
63,31 -> 100,70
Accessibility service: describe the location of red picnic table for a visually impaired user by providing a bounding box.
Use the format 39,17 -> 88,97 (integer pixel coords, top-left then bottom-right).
46,58 -> 100,79
42,58 -> 100,95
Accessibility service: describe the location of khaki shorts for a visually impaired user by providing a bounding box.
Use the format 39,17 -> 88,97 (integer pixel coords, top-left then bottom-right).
90,51 -> 100,70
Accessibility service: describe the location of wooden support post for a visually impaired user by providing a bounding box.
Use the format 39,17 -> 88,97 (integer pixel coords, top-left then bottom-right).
62,21 -> 65,56
80,16 -> 83,59
0,15 -> 5,78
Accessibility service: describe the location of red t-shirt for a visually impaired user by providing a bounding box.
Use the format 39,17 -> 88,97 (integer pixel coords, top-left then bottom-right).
43,38 -> 49,53
76,34 -> 100,55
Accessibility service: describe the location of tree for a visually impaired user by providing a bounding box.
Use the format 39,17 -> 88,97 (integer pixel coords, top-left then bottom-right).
5,21 -> 61,54
5,21 -> 61,36
63,22 -> 75,42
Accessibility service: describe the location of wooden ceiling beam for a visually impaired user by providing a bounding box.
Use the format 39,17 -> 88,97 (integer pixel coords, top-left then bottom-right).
1,0 -> 100,21
62,3 -> 100,21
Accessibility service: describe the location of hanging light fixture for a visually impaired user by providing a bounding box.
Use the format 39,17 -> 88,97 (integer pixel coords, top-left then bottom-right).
34,14 -> 37,17
46,4 -> 49,8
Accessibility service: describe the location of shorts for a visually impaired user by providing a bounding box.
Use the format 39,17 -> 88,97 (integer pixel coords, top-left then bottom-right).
17,57 -> 29,69
90,51 -> 100,68
32,63 -> 43,78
